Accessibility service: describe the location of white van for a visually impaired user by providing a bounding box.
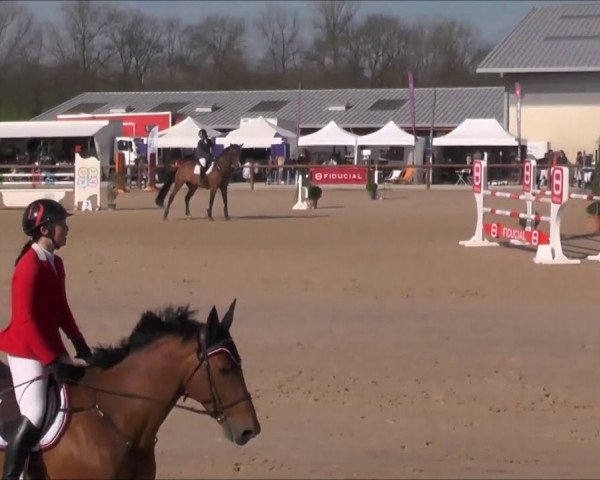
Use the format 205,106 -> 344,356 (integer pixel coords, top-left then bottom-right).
115,137 -> 147,166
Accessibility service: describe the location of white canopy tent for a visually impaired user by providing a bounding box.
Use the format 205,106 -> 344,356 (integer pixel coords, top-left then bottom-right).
157,116 -> 220,149
298,120 -> 359,164
432,118 -> 519,147
357,121 -> 415,146
0,120 -> 121,167
216,116 -> 297,149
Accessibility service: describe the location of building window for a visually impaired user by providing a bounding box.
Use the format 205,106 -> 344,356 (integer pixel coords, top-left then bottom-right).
327,104 -> 351,111
196,105 -> 219,113
368,99 -> 406,111
62,102 -> 107,114
109,106 -> 135,113
544,34 -> 600,41
150,102 -> 191,112
248,100 -> 289,112
560,14 -> 600,19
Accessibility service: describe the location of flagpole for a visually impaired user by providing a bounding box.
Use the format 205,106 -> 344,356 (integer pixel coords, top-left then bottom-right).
427,88 -> 436,190
296,81 -> 302,143
516,82 -> 522,162
408,71 -> 417,185
296,81 -> 302,185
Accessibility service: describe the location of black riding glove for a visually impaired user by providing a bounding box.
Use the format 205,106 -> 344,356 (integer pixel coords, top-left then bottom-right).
73,340 -> 93,364
48,359 -> 85,383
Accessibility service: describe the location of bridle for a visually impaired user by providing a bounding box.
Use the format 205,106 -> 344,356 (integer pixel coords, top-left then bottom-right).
40,324 -> 253,449
181,325 -> 252,422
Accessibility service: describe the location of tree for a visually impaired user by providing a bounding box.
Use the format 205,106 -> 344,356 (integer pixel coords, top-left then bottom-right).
126,12 -> 163,88
193,15 -> 247,88
408,17 -> 492,87
106,8 -> 134,89
159,18 -> 185,86
255,4 -> 302,76
357,15 -> 410,87
311,0 -> 359,70
47,0 -> 113,90
0,3 -> 43,118
0,2 -> 41,74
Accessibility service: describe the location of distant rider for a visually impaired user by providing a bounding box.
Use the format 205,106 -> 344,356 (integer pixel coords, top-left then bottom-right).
197,129 -> 214,179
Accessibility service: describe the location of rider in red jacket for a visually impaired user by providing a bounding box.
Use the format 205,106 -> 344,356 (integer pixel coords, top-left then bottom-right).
0,199 -> 93,480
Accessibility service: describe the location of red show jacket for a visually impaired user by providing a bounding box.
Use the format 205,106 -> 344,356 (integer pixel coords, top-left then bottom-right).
0,247 -> 84,365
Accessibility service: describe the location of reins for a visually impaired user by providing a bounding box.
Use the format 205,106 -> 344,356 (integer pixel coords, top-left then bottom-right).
0,319 -> 252,449
0,375 -> 45,397
0,375 -> 218,417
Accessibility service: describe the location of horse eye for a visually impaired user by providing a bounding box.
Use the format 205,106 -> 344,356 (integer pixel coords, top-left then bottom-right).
218,366 -> 233,375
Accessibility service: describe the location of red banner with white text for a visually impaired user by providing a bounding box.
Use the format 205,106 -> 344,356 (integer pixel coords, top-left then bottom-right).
309,167 -> 367,185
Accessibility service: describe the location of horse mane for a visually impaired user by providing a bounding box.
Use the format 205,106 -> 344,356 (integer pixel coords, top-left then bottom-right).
89,306 -> 202,369
219,144 -> 238,156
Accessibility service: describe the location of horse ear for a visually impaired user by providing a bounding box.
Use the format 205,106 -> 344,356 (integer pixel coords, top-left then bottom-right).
205,306 -> 219,342
221,298 -> 236,332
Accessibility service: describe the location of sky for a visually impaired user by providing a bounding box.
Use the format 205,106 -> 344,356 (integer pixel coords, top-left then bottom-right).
21,0 -> 600,43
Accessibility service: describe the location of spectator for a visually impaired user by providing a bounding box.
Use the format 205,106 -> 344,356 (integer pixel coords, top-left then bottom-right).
557,150 -> 569,166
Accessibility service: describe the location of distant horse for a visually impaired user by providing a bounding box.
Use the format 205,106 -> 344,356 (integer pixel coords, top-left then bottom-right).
155,145 -> 243,221
0,300 -> 260,479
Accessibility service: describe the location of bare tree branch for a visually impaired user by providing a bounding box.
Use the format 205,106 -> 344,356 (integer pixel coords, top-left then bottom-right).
312,0 -> 359,69
0,3 -> 40,73
54,0 -> 114,89
255,4 -> 302,75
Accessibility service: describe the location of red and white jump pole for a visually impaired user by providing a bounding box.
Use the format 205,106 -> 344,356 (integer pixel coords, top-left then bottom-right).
460,156 -> 578,265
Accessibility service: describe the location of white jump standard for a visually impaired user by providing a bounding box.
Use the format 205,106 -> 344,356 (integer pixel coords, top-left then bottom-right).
459,157 -> 578,265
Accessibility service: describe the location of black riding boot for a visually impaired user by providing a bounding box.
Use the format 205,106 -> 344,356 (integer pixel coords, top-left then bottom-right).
2,416 -> 40,480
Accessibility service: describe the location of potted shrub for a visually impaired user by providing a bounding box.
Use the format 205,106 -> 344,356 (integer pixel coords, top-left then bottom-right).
518,213 -> 540,230
106,171 -> 121,210
585,148 -> 600,233
366,181 -> 378,200
306,185 -> 322,209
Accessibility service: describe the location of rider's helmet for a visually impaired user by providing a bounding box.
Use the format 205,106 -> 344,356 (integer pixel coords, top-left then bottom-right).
22,199 -> 71,236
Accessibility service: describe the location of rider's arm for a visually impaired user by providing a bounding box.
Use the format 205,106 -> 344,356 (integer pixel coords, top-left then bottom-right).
12,256 -> 60,365
55,257 -> 85,345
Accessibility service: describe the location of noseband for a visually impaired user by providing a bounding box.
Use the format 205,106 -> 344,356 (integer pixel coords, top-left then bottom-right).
182,326 -> 252,422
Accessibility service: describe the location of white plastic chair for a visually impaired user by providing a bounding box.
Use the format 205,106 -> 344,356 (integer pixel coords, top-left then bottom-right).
385,170 -> 403,183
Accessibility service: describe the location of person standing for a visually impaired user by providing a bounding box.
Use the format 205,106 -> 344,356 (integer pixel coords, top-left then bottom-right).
0,199 -> 93,480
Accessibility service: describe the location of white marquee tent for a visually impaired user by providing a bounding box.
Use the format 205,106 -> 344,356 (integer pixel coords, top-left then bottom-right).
0,120 -> 121,167
157,116 -> 221,149
298,120 -> 359,163
357,121 -> 415,146
216,116 -> 297,149
432,118 -> 519,147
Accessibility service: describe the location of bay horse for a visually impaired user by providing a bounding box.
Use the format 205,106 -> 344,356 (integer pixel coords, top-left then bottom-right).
155,145 -> 243,221
0,300 -> 260,479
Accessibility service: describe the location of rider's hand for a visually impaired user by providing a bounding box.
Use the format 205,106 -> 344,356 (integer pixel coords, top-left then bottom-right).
73,340 -> 93,364
48,359 -> 85,383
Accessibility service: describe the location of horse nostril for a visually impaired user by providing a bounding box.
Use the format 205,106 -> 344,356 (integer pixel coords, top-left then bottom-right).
240,429 -> 254,443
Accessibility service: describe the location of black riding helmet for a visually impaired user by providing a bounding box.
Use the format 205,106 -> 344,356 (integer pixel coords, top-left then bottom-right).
22,199 -> 71,236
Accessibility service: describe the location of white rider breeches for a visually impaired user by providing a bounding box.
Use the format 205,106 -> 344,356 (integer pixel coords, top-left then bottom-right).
199,158 -> 207,167
7,354 -> 71,427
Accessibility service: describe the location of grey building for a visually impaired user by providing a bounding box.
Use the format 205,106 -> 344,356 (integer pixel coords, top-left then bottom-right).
477,2 -> 600,161
33,87 -> 506,138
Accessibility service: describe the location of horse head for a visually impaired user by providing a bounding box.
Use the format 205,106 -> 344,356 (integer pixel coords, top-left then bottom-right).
183,299 -> 260,445
225,144 -> 243,169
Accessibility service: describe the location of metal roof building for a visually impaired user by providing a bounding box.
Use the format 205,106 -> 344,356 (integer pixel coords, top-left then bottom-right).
477,2 -> 600,161
478,2 -> 600,74
32,87 -> 507,132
